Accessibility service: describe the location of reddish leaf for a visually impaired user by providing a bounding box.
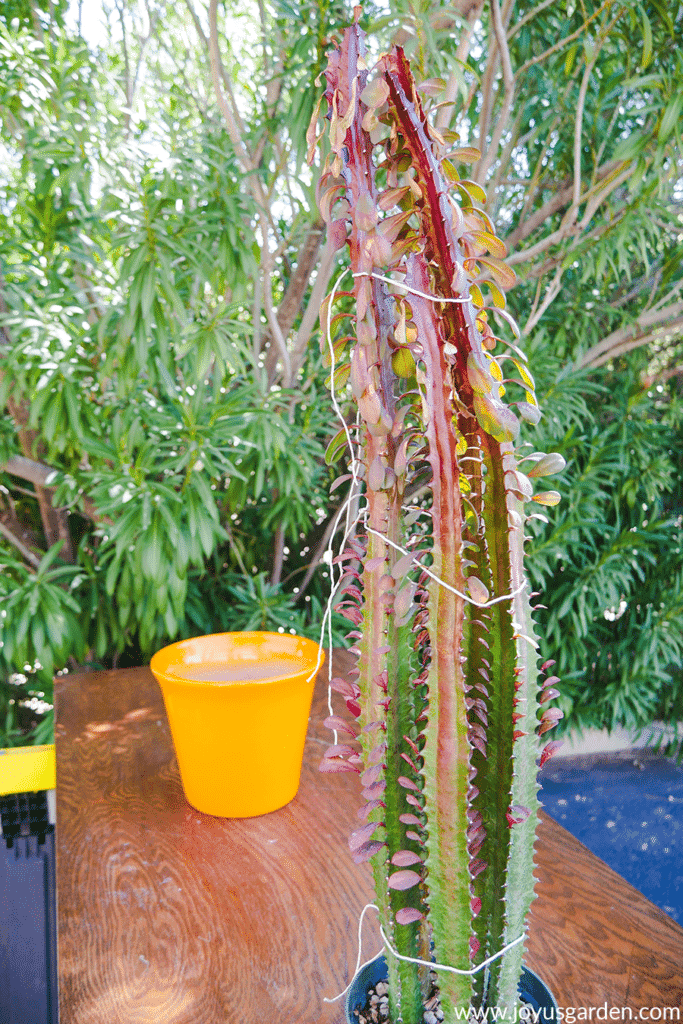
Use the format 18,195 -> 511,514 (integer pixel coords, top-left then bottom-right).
346,698 -> 362,718
378,185 -> 411,211
324,744 -> 356,759
335,605 -> 362,624
391,850 -> 423,867
539,740 -> 563,767
470,859 -> 487,879
318,183 -> 346,222
323,714 -> 359,737
352,840 -> 385,864
469,937 -> 481,960
404,735 -> 421,757
358,799 -> 385,820
330,676 -> 358,698
399,813 -> 422,826
328,218 -> 348,252
362,780 -> 387,800
349,821 -> 379,851
396,907 -> 424,925
388,869 -> 421,890
541,707 -> 563,723
475,255 -> 516,290
361,764 -> 383,787
319,758 -> 359,774
469,836 -> 484,858
470,897 -> 482,915
506,805 -> 531,827
400,752 -> 421,773
397,775 -> 420,792
393,584 -> 414,618
449,146 -> 481,164
368,454 -> 386,491
471,735 -> 486,756
329,473 -> 352,494
405,830 -> 423,843
467,576 -> 490,606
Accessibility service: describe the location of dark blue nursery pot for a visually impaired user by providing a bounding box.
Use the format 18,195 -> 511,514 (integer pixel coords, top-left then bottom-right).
344,953 -> 559,1022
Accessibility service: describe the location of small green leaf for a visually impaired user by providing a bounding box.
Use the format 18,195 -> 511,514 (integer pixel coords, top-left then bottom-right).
640,8 -> 653,69
455,179 -> 487,205
391,347 -> 416,379
565,43 -> 578,76
325,427 -> 349,465
448,146 -> 481,164
474,256 -> 516,290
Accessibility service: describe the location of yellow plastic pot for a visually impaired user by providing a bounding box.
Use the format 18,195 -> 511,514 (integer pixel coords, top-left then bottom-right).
150,631 -> 324,818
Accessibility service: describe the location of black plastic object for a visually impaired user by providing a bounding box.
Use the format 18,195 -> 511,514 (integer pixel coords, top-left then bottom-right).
0,790 -> 59,1024
344,952 -> 559,1022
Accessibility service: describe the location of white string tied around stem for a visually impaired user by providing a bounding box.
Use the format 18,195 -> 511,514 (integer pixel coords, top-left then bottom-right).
323,903 -> 524,1004
364,523 -> 526,610
352,270 -> 470,304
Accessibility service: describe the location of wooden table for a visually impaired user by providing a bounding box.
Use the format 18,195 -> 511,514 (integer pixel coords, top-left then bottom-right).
55,653 -> 683,1023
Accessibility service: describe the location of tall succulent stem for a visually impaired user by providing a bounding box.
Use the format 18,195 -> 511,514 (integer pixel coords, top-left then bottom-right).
314,15 -> 563,1022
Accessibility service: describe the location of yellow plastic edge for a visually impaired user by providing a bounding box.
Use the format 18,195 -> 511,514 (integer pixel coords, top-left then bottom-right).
0,744 -> 56,795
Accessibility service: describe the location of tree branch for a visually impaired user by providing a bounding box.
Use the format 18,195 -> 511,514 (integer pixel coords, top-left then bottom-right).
506,160 -> 630,265
207,0 -> 252,172
522,265 -> 564,336
1,455 -> 57,489
515,0 -> 617,76
506,0 -> 556,40
576,302 -> 683,370
290,232 -> 338,375
270,523 -> 286,587
436,0 -> 485,130
0,519 -> 41,568
572,49 -> 597,212
264,220 -> 326,381
1,455 -> 105,524
475,0 -> 515,185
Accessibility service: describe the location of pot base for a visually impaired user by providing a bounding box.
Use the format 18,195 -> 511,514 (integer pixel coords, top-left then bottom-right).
344,954 -> 559,1022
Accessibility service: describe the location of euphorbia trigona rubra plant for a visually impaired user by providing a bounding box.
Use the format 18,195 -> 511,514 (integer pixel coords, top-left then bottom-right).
310,12 -> 564,1022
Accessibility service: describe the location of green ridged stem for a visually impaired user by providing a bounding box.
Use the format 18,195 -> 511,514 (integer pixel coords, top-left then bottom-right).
406,256 -> 472,1016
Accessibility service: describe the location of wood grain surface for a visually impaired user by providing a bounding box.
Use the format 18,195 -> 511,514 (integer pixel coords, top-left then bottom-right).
55,653 -> 683,1023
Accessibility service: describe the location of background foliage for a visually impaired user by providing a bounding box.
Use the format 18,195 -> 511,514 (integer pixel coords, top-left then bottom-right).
1,0 -> 682,746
